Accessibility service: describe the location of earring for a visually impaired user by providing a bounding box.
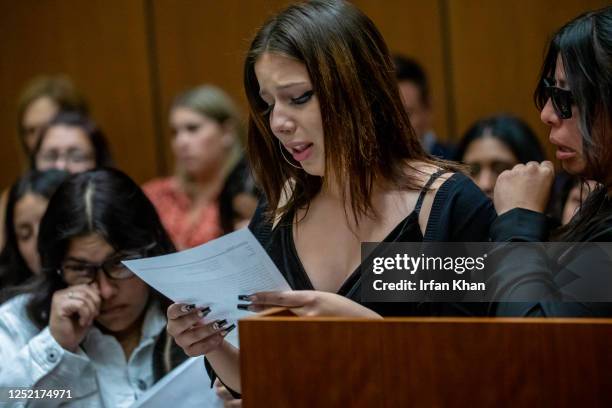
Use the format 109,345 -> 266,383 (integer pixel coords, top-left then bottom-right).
278,139 -> 302,169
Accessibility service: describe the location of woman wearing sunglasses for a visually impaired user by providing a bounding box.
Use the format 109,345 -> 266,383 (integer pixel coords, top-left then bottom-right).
0,169 -> 188,407
490,6 -> 612,316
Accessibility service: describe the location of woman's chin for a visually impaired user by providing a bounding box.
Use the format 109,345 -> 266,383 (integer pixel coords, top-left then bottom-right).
561,157 -> 587,176
300,161 -> 325,177
96,312 -> 134,333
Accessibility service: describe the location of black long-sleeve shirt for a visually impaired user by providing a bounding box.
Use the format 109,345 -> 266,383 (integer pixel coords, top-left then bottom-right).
489,206 -> 612,317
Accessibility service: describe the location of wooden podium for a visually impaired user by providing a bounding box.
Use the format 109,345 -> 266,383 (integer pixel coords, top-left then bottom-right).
238,309 -> 612,407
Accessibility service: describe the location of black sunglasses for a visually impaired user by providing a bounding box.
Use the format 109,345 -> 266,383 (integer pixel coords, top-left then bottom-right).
543,78 -> 574,119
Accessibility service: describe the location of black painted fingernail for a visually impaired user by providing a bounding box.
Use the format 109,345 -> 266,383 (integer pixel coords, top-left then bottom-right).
212,319 -> 228,330
181,304 -> 196,313
237,303 -> 251,310
197,307 -> 211,318
221,323 -> 236,337
238,294 -> 252,301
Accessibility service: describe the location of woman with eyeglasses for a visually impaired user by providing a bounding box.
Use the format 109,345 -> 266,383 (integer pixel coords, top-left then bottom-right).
489,6 -> 612,316
0,168 -> 189,407
0,77 -> 89,251
32,111 -> 114,174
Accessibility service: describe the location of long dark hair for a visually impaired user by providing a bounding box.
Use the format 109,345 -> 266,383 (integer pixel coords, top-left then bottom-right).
31,111 -> 114,170
0,170 -> 68,291
455,114 -> 545,163
534,7 -> 612,240
23,168 -> 175,328
218,156 -> 260,234
244,0 -> 454,225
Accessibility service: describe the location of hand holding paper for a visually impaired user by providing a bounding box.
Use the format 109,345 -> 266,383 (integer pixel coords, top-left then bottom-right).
123,228 -> 291,329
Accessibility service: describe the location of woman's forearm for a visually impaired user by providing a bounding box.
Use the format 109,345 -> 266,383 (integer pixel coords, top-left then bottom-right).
206,340 -> 242,393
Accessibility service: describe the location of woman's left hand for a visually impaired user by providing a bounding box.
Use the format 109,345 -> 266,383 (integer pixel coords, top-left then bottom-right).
239,290 -> 382,318
214,379 -> 242,407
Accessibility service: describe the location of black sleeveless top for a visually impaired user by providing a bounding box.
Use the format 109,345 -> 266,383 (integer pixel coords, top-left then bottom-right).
205,171 -> 497,395
249,171 -> 496,316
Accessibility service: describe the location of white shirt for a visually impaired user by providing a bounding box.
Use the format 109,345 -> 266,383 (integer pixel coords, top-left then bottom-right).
0,294 -> 166,407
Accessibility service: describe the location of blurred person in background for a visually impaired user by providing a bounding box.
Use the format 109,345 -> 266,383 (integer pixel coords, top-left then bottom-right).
393,54 -> 454,159
143,85 -> 243,250
0,170 -> 68,298
32,111 -> 114,174
560,179 -> 599,225
1,76 -> 88,250
218,156 -> 260,235
8,112 -> 114,280
17,75 -> 89,156
0,169 -> 187,406
548,174 -> 598,226
455,114 -> 546,198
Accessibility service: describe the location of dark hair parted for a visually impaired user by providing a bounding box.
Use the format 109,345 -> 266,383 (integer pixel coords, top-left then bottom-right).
393,54 -> 430,107
0,170 -> 69,292
23,168 -> 175,328
455,114 -> 545,163
32,111 -> 114,170
533,7 -> 612,241
244,0 -> 450,224
534,6 -> 612,185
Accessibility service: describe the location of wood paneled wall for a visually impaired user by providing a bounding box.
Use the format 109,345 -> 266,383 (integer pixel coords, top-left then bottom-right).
151,0 -> 292,172
0,0 -> 158,185
0,0 -> 608,188
447,0 -> 609,160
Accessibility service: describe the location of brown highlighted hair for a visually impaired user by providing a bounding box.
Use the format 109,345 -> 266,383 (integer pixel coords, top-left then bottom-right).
244,0 -> 450,224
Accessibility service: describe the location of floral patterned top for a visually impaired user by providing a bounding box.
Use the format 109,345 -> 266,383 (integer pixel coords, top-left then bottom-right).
143,177 -> 221,250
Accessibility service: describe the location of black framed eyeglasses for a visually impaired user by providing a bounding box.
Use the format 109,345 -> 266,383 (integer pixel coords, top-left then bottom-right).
543,78 -> 574,119
57,249 -> 150,285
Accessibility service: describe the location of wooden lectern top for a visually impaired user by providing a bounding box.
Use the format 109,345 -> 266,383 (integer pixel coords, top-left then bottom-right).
238,309 -> 612,407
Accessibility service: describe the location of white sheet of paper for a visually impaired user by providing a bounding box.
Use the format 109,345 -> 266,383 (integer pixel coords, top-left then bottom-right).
123,228 -> 291,326
129,357 -> 222,408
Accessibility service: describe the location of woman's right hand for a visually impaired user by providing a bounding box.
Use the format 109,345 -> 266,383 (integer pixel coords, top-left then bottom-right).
49,284 -> 101,352
493,161 -> 555,216
166,303 -> 231,356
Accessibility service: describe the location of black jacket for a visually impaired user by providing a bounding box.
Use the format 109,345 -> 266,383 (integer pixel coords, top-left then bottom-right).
489,206 -> 612,317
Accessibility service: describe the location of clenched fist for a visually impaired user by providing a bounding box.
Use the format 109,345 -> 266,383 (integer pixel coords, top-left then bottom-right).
493,161 -> 555,216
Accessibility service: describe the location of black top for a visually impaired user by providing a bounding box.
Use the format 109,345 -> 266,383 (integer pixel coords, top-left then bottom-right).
489,196 -> 612,317
249,171 -> 496,316
206,171 -> 496,394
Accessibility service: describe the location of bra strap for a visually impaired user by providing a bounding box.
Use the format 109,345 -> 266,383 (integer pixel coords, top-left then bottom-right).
414,169 -> 447,215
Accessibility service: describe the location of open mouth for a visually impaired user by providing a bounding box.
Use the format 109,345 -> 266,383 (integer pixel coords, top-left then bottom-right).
289,143 -> 313,154
289,143 -> 314,162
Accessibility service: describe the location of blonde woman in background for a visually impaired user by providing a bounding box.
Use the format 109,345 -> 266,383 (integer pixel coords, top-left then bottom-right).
143,85 -> 243,250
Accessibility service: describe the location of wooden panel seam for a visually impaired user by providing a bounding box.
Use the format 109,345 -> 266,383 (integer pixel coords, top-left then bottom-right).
144,0 -> 167,177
